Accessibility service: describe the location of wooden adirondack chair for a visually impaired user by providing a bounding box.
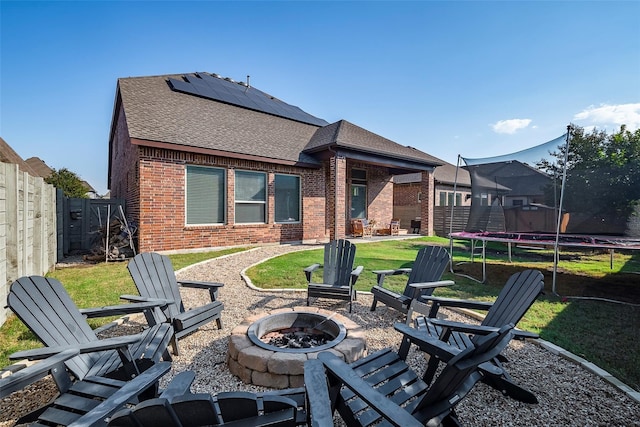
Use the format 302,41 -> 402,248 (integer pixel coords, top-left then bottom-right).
0,349 -> 171,427
305,240 -> 363,313
126,252 -> 225,355
108,360 -> 334,427
370,245 -> 453,316
316,322 -> 516,426
8,276 -> 173,382
409,269 -> 545,403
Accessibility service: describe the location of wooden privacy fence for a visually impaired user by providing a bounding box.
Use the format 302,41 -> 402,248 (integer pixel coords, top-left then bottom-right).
0,163 -> 57,326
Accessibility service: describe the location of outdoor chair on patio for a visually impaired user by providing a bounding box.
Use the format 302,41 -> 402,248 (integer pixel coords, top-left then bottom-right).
0,350 -> 171,427
370,245 -> 453,316
316,322 -> 516,426
305,239 -> 363,313
408,269 -> 545,403
107,359 -> 334,427
8,276 -> 173,382
350,219 -> 373,238
126,252 -> 225,355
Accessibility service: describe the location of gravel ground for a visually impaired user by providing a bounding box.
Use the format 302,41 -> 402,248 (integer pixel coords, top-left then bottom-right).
2,244 -> 639,426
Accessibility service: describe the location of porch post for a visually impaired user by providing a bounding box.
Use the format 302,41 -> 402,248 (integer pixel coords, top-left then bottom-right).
420,170 -> 435,236
328,155 -> 347,240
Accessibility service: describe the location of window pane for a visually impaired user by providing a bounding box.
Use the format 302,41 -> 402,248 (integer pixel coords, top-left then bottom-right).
439,192 -> 446,206
186,166 -> 224,224
235,171 -> 266,223
235,171 -> 266,201
275,175 -> 300,222
351,184 -> 366,218
236,203 -> 265,223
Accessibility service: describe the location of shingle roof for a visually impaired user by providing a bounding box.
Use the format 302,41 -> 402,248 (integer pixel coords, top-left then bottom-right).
115,72 -> 443,169
0,137 -> 38,175
117,74 -> 322,165
305,120 -> 444,167
25,157 -> 53,178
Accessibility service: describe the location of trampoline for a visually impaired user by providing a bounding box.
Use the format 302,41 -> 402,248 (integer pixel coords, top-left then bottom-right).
448,126 -> 640,292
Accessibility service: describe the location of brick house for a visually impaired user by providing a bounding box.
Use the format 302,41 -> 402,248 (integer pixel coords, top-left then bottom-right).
108,72 -> 444,252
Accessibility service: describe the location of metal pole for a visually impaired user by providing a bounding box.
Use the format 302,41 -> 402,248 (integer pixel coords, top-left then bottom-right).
552,125 -> 572,294
449,155 -> 462,272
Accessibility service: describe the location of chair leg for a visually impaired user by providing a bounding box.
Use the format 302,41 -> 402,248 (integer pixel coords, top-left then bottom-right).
370,297 -> 378,311
216,318 -> 223,330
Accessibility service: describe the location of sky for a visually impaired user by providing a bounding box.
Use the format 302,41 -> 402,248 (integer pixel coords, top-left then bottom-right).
1,1 -> 639,196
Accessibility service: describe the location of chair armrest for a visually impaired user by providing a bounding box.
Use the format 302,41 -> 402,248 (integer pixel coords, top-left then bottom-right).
419,295 -> 493,311
177,280 -> 224,301
303,359 -> 335,426
394,323 -> 460,362
80,300 -> 169,318
0,349 -> 79,398
67,362 -> 172,427
304,264 -> 321,282
120,294 -> 172,305
9,335 -> 141,361
177,280 -> 224,290
427,318 -> 500,336
159,371 -> 196,401
350,265 -> 364,286
408,280 -> 455,290
372,268 -> 411,287
317,352 -> 423,427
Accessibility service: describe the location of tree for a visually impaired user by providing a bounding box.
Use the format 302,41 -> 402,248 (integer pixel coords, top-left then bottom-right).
45,168 -> 88,198
539,125 -> 640,233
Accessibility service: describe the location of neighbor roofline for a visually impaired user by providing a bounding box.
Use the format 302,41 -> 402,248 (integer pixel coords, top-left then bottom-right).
130,138 -> 321,168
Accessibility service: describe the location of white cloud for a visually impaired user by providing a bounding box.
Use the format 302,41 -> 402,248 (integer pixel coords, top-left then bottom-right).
491,119 -> 532,134
573,103 -> 640,131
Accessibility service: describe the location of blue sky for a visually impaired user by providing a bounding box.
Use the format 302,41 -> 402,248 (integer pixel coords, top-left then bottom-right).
2,1 -> 639,195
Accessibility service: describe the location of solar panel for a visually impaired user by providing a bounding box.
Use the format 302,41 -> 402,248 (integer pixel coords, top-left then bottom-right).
167,73 -> 328,127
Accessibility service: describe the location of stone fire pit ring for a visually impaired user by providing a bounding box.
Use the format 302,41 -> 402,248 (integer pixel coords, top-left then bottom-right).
227,306 -> 367,389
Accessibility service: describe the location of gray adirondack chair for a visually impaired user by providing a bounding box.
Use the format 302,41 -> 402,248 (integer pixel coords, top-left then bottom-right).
126,252 -> 225,355
0,349 -> 171,427
108,360 -> 334,427
305,239 -> 363,313
316,322 -> 516,426
409,269 -> 545,403
8,276 -> 173,382
370,245 -> 453,315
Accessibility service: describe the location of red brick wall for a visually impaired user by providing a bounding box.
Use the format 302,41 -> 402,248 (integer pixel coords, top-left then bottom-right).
109,105 -> 140,226
112,139 -> 329,252
420,171 -> 435,236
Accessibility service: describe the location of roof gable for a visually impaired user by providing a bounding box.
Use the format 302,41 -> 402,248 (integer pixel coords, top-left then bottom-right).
305,120 -> 444,167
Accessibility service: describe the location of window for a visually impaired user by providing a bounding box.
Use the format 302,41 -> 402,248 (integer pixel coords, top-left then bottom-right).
456,193 -> 462,206
439,192 -> 446,206
351,185 -> 367,218
186,166 -> 225,225
447,192 -> 454,206
351,169 -> 367,218
275,174 -> 300,222
235,171 -> 266,223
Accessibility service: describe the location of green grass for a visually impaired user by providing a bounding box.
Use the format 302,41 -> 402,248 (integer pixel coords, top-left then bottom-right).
0,248 -> 247,368
248,237 -> 640,391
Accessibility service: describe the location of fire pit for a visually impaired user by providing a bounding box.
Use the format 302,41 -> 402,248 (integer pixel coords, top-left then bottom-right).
227,307 -> 367,388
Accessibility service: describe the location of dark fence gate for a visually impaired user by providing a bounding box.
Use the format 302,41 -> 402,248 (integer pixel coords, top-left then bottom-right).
57,194 -> 127,257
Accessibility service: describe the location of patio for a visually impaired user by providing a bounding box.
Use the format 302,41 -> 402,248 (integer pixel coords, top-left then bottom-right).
2,244 -> 639,426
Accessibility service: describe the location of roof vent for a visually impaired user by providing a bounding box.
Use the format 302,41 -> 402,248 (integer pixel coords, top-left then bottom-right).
224,77 -> 235,83
211,73 -> 221,79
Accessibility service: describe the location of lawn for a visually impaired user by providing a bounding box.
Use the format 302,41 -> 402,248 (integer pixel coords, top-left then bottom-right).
247,236 -> 640,391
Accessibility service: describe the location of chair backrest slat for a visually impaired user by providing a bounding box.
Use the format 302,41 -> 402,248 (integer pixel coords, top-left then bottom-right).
482,269 -> 544,328
403,246 -> 450,298
128,253 -> 184,317
8,276 -> 99,379
322,240 -> 356,287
